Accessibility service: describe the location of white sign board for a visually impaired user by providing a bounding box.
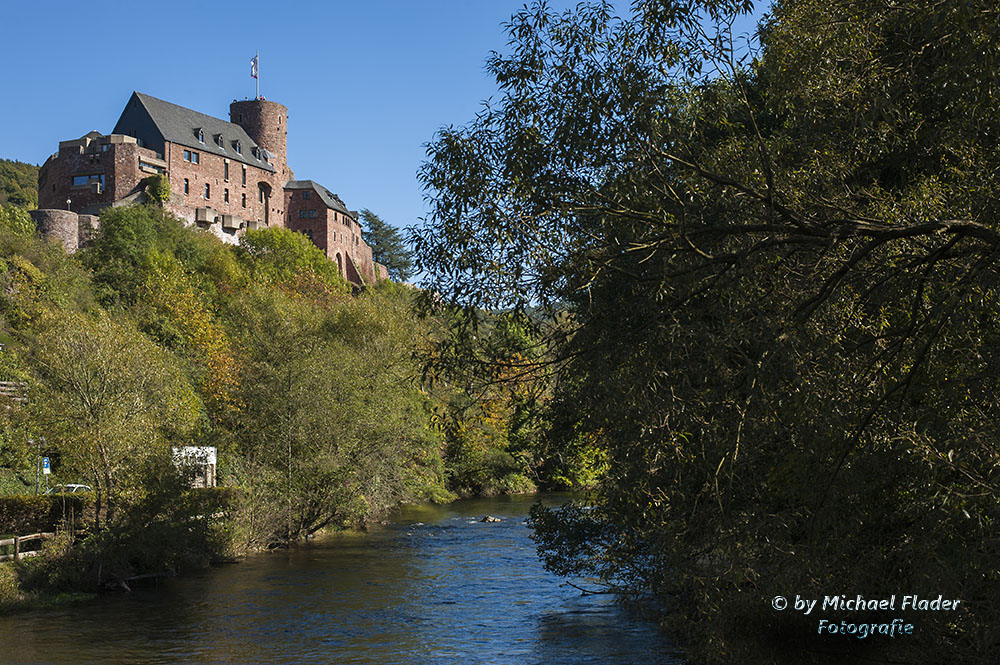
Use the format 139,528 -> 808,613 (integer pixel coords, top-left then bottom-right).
171,446 -> 217,466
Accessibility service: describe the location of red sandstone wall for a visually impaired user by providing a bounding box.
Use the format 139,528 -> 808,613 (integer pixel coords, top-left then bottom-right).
230,99 -> 292,201
164,142 -> 282,232
284,189 -> 329,253
38,144 -> 119,213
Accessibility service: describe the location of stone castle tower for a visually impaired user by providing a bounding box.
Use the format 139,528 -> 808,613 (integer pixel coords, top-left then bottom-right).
230,99 -> 293,183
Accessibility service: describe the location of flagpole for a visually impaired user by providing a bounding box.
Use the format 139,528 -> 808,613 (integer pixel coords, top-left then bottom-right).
256,50 -> 259,99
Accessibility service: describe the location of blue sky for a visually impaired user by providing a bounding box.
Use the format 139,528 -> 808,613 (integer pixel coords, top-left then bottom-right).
1,1 -> 765,236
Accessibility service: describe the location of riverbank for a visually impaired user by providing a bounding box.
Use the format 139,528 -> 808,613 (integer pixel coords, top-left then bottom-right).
0,491 -> 546,616
0,494 -> 682,664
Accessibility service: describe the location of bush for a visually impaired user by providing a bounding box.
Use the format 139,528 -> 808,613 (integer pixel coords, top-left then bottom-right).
0,494 -> 94,534
143,175 -> 170,204
0,562 -> 21,606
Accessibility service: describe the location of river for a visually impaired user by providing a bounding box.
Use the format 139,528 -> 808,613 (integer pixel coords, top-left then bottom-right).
0,494 -> 682,664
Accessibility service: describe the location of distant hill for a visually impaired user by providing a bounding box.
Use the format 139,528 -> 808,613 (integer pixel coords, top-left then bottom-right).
0,158 -> 40,208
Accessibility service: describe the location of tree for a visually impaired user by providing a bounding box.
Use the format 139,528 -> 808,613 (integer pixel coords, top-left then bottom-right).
237,226 -> 348,295
360,209 -> 414,281
29,311 -> 201,527
0,159 -> 39,209
222,284 -> 447,548
413,1 -> 1000,662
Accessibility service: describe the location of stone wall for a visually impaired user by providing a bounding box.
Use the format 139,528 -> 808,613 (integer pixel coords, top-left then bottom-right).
230,99 -> 292,213
164,140 -> 277,235
38,134 -> 165,214
284,187 -> 382,286
31,209 -> 80,252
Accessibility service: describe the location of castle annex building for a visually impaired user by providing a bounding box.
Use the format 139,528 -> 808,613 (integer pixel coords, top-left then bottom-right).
36,92 -> 385,286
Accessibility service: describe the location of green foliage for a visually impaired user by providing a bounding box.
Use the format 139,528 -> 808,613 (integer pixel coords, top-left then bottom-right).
29,311 -> 202,526
83,203 -> 244,305
0,204 -> 34,237
223,284 -> 448,546
0,160 -> 39,209
360,209 -> 414,281
0,493 -> 93,534
0,562 -> 20,606
143,174 -> 170,204
414,1 -> 1000,662
239,227 -> 346,287
0,228 -> 94,315
0,188 -> 486,600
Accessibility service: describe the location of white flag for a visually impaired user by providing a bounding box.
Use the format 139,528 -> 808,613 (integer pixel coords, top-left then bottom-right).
250,55 -> 259,80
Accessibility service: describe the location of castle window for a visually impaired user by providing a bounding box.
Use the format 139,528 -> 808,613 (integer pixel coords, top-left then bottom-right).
184,179 -> 189,194
196,129 -> 204,143
224,161 -> 229,181
216,134 -> 224,148
241,193 -> 246,207
234,140 -> 242,155
303,191 -> 311,200
204,183 -> 210,199
303,229 -> 313,241
308,210 -> 317,219
224,189 -> 229,203
299,210 -> 307,219
242,166 -> 246,185
72,174 -> 104,187
183,150 -> 200,164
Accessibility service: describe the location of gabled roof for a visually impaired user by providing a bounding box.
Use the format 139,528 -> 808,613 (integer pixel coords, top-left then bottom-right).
116,92 -> 276,173
285,180 -> 357,220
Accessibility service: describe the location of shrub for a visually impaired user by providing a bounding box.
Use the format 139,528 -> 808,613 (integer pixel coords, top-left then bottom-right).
143,175 -> 170,204
0,494 -> 94,534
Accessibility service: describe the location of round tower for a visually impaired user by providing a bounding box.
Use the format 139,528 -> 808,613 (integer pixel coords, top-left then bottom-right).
30,209 -> 80,253
230,99 -> 289,178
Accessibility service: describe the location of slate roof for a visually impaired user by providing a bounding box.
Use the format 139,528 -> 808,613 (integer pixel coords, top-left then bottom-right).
122,92 -> 276,173
285,180 -> 357,220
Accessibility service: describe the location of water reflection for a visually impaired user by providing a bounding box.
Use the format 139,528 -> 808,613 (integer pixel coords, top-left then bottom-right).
0,494 -> 681,664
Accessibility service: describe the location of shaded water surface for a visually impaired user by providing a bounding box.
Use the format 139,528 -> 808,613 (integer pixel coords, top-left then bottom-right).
0,494 -> 681,664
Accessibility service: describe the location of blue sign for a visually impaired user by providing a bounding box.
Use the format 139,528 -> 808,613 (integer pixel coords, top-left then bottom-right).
42,457 -> 50,474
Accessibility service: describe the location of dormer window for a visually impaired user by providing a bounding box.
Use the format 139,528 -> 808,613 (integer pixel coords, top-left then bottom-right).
197,128 -> 204,143
234,140 -> 242,155
215,134 -> 224,148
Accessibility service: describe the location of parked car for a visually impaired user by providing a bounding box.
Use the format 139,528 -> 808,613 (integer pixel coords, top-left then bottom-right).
45,484 -> 92,494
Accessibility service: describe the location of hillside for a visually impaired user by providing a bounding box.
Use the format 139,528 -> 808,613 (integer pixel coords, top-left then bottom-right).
0,158 -> 39,208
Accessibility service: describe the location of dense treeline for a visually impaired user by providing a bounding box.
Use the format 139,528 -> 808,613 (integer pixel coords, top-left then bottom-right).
0,196 -> 571,605
413,1 -> 1000,663
0,192 -> 589,604
0,160 -> 39,209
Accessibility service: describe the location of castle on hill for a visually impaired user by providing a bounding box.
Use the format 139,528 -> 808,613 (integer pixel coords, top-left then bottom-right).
34,91 -> 385,286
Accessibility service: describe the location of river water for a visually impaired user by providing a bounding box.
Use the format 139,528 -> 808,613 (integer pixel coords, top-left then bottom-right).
0,494 -> 681,664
